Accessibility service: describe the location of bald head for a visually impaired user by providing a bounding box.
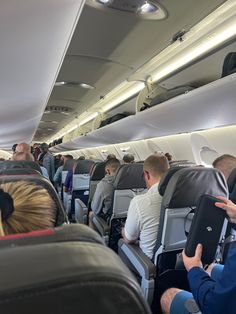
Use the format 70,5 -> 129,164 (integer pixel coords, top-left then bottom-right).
144,154 -> 169,188
213,154 -> 236,179
13,152 -> 34,161
16,143 -> 31,154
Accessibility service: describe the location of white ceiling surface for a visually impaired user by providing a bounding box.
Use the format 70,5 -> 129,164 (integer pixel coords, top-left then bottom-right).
0,0 -> 85,149
37,0 -> 227,141
50,73 -> 236,152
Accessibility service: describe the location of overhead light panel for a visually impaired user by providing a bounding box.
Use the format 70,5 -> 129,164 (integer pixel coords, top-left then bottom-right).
54,81 -> 95,89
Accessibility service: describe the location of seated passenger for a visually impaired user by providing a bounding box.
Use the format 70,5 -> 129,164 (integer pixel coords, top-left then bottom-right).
13,152 -> 49,179
122,154 -> 169,259
90,158 -> 121,221
0,181 -> 56,236
165,152 -> 173,162
123,154 -> 135,164
106,154 -> 116,160
160,196 -> 236,314
53,154 -> 73,186
15,142 -> 31,154
213,154 -> 236,180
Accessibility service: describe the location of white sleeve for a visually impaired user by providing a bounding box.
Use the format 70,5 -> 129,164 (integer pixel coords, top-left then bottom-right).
124,198 -> 141,241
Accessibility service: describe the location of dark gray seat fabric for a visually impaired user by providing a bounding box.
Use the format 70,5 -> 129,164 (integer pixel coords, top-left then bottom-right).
227,167 -> 236,203
0,160 -> 42,174
0,224 -> 151,314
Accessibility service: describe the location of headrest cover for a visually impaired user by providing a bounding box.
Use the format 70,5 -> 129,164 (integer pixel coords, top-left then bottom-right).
0,160 -> 42,174
74,159 -> 95,174
114,163 -> 146,190
227,167 -> 236,193
162,167 -> 228,208
169,160 -> 196,168
90,162 -> 106,181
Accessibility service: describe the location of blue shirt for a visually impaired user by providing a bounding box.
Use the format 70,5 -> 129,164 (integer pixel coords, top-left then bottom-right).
188,242 -> 236,314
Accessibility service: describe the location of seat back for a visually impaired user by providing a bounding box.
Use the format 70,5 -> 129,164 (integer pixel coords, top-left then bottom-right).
0,160 -> 42,174
73,159 -> 95,191
0,173 -> 67,226
89,162 -> 106,204
0,224 -> 151,314
154,167 -> 228,262
111,163 -> 146,220
61,159 -> 74,184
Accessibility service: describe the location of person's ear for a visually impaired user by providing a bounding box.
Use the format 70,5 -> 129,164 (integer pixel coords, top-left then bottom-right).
144,170 -> 150,180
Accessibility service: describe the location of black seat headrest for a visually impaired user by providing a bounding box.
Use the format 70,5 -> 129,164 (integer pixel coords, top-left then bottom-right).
114,163 -> 146,190
62,159 -> 74,171
161,167 -> 228,208
159,166 -> 186,196
0,224 -> 151,314
0,160 -> 42,174
0,174 -> 67,226
90,162 -> 106,181
169,160 -> 196,168
74,159 -> 95,174
227,167 -> 236,193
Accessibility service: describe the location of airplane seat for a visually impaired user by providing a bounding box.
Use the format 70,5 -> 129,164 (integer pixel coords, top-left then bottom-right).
92,163 -> 146,249
0,224 -> 151,314
70,159 -> 95,220
118,167 -> 228,304
0,172 -> 67,226
222,167 -> 236,260
169,160 -> 196,168
75,161 -> 106,224
0,160 -> 42,174
61,159 -> 74,201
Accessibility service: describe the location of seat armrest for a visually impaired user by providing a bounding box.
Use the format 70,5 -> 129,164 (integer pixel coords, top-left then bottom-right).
118,239 -> 156,279
92,215 -> 110,236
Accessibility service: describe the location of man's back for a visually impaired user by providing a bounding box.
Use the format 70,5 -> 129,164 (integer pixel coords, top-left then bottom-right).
124,182 -> 162,259
91,174 -> 115,219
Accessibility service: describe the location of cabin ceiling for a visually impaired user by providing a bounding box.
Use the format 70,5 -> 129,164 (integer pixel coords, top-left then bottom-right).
34,0 -> 227,142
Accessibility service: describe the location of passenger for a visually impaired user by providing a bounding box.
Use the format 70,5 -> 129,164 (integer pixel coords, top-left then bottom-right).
213,154 -> 236,180
0,158 -> 5,161
123,154 -> 135,164
64,159 -> 78,193
122,154 -> 169,259
13,152 -> 49,179
165,152 -> 173,162
0,181 -> 56,236
106,154 -> 116,160
78,155 -> 85,160
90,158 -> 121,222
15,142 -> 31,154
38,143 -> 55,181
53,154 -> 73,186
32,143 -> 41,161
54,154 -> 63,170
12,143 -> 18,154
160,196 -> 236,314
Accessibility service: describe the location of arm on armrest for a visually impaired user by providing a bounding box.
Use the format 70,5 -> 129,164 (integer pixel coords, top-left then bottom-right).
118,239 -> 156,280
92,215 -> 110,236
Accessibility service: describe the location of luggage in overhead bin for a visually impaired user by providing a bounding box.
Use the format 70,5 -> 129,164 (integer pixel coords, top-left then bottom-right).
99,112 -> 133,128
221,52 -> 236,77
140,86 -> 195,111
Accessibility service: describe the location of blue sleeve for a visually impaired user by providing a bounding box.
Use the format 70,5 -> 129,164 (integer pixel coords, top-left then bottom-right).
64,170 -> 72,189
188,244 -> 236,314
53,166 -> 62,184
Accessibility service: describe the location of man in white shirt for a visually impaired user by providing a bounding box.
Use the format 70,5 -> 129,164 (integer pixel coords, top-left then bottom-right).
122,154 -> 169,259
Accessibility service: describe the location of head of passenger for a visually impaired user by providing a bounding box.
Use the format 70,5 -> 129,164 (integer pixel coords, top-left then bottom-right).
212,154 -> 236,180
39,143 -> 49,153
106,154 -> 116,160
78,156 -> 85,160
62,154 -> 73,165
0,158 -> 5,161
12,144 -> 18,154
143,154 -> 169,189
123,154 -> 135,164
105,158 -> 120,177
0,181 -> 56,236
165,152 -> 172,162
12,152 -> 34,161
15,143 -> 31,154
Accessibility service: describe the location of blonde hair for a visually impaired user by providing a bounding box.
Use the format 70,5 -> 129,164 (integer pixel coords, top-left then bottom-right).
0,181 -> 56,236
13,152 -> 34,161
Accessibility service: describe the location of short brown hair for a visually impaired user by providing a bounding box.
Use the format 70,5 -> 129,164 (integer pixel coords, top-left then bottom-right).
0,181 -> 56,236
212,154 -> 236,179
105,158 -> 120,175
144,154 -> 169,178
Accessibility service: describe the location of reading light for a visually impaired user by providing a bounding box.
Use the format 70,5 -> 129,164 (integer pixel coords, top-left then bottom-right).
140,2 -> 157,14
